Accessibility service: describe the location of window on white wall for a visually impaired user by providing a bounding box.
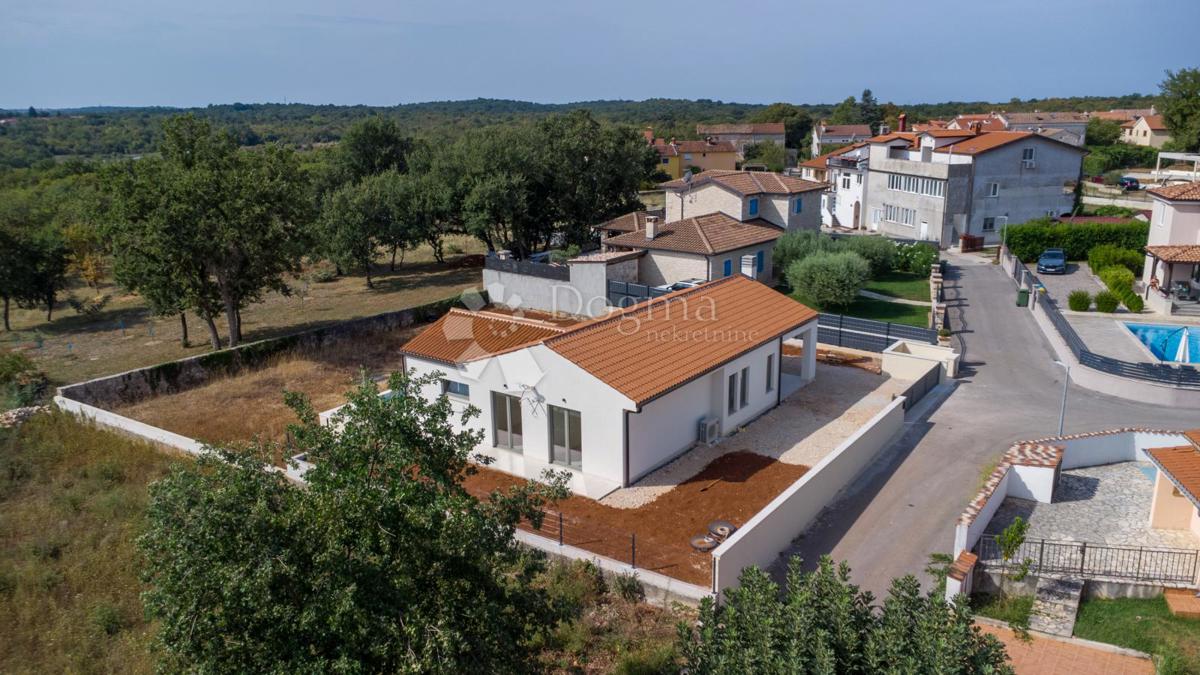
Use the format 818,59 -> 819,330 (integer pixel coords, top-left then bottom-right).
766,354 -> 775,392
988,183 -> 999,197
982,217 -> 996,231
549,405 -> 582,469
442,380 -> 470,397
727,373 -> 738,414
739,367 -> 749,409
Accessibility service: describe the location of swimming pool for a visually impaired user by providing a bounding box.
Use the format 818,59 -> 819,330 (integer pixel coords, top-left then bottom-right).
1124,323 -> 1200,364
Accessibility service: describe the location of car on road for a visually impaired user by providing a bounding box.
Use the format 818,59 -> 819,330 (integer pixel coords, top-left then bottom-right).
1118,176 -> 1141,191
1036,248 -> 1068,274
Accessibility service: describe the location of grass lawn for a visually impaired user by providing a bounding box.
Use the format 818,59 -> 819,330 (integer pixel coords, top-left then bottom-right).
1073,596 -> 1200,674
2,236 -> 486,387
970,593 -> 1034,627
862,271 -> 930,302
837,296 -> 930,328
0,413 -> 687,674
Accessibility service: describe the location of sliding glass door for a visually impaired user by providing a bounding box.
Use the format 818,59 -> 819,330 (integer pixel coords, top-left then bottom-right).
549,405 -> 582,469
491,392 -> 522,451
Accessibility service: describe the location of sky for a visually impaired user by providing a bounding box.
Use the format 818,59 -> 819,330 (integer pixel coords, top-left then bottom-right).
4,0 -> 1198,109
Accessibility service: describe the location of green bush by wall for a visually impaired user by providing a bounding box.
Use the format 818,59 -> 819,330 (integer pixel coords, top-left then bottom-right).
1094,290 -> 1120,313
1004,220 -> 1148,262
1088,244 -> 1143,275
1067,290 -> 1092,311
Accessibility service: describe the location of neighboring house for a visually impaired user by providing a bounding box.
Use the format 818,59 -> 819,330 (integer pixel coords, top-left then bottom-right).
820,143 -> 871,230
659,169 -> 826,232
695,123 -> 786,158
1141,181 -> 1200,316
865,130 -> 1085,246
651,137 -> 738,179
1089,107 -> 1156,123
811,122 -> 873,157
1122,115 -> 1172,148
911,119 -> 949,133
999,111 -> 1088,147
1145,429 -> 1200,537
602,211 -> 783,285
946,113 -> 1007,133
400,275 -> 820,497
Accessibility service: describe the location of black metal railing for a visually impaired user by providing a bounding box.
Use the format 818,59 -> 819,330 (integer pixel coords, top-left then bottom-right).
897,361 -> 941,410
484,256 -> 570,281
817,312 -> 938,349
975,535 -> 1200,585
1006,252 -> 1200,389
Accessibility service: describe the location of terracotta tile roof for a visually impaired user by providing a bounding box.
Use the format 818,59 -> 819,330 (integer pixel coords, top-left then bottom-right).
653,140 -> 737,157
948,551 -> 978,581
568,249 -> 644,264
869,132 -> 919,146
660,169 -> 826,195
817,123 -> 872,137
933,131 -> 1084,156
1147,445 -> 1200,509
959,443 -> 1064,526
401,308 -> 570,365
1090,108 -> 1155,122
596,209 -> 664,233
949,114 -> 1007,132
1148,181 -> 1200,202
1144,244 -> 1200,263
603,212 -> 783,256
1120,119 -> 1138,129
921,129 -> 977,138
1003,111 -> 1089,125
799,142 -> 867,170
696,122 -> 785,135
1140,114 -> 1168,131
545,275 -> 818,406
910,120 -> 948,132
1188,429 -> 1200,448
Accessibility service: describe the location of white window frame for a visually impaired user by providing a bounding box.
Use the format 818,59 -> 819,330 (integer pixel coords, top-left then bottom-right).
442,379 -> 470,398
988,182 -> 999,197
766,354 -> 775,393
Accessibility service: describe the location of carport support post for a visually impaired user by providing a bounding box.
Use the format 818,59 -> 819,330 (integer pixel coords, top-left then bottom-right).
801,322 -> 818,382
631,534 -> 637,569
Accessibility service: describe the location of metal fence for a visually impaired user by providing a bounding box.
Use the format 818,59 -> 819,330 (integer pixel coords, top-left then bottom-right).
607,280 -> 672,308
975,535 -> 1200,585
517,507 -> 701,579
817,313 -> 938,351
484,256 -> 570,281
897,361 -> 941,411
1007,254 -> 1200,389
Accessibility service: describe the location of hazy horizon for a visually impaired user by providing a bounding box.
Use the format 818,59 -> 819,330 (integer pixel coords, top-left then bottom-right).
5,0 -> 1197,109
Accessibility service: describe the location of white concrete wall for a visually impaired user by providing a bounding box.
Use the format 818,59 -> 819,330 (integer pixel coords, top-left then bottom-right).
564,262 -> 611,317
667,183 -> 744,223
706,242 -> 776,282
1009,464 -> 1057,503
1059,431 -> 1188,469
627,370 -> 720,483
711,397 -> 906,592
405,347 -> 636,497
882,340 -> 959,379
956,471 -> 1011,556
55,395 -> 206,456
638,250 -> 709,286
1147,198 -> 1200,248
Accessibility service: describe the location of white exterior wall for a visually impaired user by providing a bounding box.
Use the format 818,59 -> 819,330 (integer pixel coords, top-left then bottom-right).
1009,464 -> 1057,503
1144,198 -> 1200,286
831,167 -> 867,229
405,348 -> 636,497
706,242 -> 776,282
666,184 -> 744,223
665,182 -> 806,230
638,250 -> 709,286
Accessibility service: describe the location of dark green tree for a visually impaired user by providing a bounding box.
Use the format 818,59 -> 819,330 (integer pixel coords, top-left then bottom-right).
830,96 -> 863,125
336,115 -> 414,183
139,370 -> 569,673
859,89 -> 881,130
1160,67 -> 1200,151
679,558 -> 1012,674
750,103 -> 812,149
1085,117 -> 1122,146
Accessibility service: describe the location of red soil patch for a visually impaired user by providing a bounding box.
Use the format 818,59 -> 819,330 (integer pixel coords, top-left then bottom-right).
464,451 -> 808,587
783,343 -> 882,374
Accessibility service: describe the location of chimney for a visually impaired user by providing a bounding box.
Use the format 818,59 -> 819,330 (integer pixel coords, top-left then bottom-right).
740,254 -> 757,279
645,215 -> 659,240
898,113 -> 907,132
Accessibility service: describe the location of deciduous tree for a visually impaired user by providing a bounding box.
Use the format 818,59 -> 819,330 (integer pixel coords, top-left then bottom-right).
1160,67 -> 1200,152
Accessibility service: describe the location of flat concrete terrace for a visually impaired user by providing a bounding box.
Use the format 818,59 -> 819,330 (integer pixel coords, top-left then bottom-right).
985,462 -> 1200,550
601,360 -> 909,510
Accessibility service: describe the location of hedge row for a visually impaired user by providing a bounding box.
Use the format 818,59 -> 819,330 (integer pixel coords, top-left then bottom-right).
1005,219 -> 1148,262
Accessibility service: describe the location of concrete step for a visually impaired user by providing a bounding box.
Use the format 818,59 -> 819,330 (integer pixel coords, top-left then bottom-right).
1028,576 -> 1084,637
1165,588 -> 1200,620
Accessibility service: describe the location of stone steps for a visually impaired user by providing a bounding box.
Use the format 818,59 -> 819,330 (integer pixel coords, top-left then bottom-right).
1165,588 -> 1200,619
1029,576 -> 1084,637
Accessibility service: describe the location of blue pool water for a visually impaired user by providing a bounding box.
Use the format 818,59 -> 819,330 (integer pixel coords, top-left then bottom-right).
1124,323 -> 1200,364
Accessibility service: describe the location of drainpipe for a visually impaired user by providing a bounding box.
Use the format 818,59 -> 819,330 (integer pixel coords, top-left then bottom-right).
622,410 -> 630,487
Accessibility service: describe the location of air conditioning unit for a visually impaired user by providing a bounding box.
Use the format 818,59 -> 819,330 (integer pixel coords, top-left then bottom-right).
1022,159 -> 1037,169
698,416 -> 721,445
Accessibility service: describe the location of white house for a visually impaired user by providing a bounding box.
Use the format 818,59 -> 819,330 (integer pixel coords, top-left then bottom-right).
400,275 -> 820,498
1122,114 -> 1172,149
811,122 -> 873,157
1141,180 -> 1200,316
694,123 -> 786,158
864,130 -> 1085,246
659,169 -> 826,232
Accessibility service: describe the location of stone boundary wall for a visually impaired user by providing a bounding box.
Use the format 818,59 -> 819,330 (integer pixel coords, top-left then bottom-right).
710,396 -> 907,593
56,293 -> 479,409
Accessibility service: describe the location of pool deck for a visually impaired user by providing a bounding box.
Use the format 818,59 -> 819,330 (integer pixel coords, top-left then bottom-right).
1063,314 -> 1167,363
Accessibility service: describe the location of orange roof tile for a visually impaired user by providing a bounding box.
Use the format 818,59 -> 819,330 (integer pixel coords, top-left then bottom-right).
1145,244 -> 1200,263
1187,429 -> 1200,448
696,122 -> 785,135
1149,181 -> 1200,202
869,132 -> 919,146
1148,445 -> 1200,508
596,210 -> 664,233
1140,114 -> 1168,131
545,276 -> 817,406
603,212 -> 783,256
401,308 -> 570,365
800,142 -> 867,170
817,123 -> 872,137
660,169 -> 826,195
920,129 -> 977,138
933,130 -> 1084,156
653,139 -> 737,157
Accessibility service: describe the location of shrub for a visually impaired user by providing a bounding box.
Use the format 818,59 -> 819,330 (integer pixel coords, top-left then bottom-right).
839,236 -> 896,277
786,251 -> 871,309
1099,266 -> 1135,294
614,644 -> 678,675
1088,244 -> 1142,275
90,603 -> 125,636
0,350 -> 48,410
1114,286 -> 1144,313
1094,290 -> 1120,313
1067,289 -> 1092,311
773,230 -> 837,273
541,559 -> 606,616
1005,220 -> 1149,262
895,242 -> 939,274
612,572 -> 645,603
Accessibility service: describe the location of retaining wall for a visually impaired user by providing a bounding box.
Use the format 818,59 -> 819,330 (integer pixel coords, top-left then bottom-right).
710,396 -> 907,593
57,293 -> 476,408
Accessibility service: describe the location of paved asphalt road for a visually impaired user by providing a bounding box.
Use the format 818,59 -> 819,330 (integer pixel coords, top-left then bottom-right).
770,251 -> 1200,598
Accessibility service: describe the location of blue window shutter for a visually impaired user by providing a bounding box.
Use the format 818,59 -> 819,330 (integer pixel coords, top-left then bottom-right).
748,197 -> 758,216
756,250 -> 764,272
794,198 -> 802,214
724,259 -> 733,277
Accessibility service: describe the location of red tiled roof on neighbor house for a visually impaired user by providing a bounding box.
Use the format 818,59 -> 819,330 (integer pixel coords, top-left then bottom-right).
932,131 -> 1084,156
652,139 -> 737,157
1147,431 -> 1200,508
1148,180 -> 1200,202
799,142 -> 868,170
603,212 -> 784,256
1003,111 -> 1089,125
596,209 -> 664,234
817,123 -> 872,137
695,122 -> 785,135
401,308 -> 572,365
660,169 -> 826,195
1144,245 -> 1200,264
402,275 -> 818,406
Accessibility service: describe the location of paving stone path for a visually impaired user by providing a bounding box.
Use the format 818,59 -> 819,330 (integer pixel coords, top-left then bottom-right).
1029,576 -> 1084,637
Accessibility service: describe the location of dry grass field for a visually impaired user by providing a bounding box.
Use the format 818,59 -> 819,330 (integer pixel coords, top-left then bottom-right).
3,236 -> 486,386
